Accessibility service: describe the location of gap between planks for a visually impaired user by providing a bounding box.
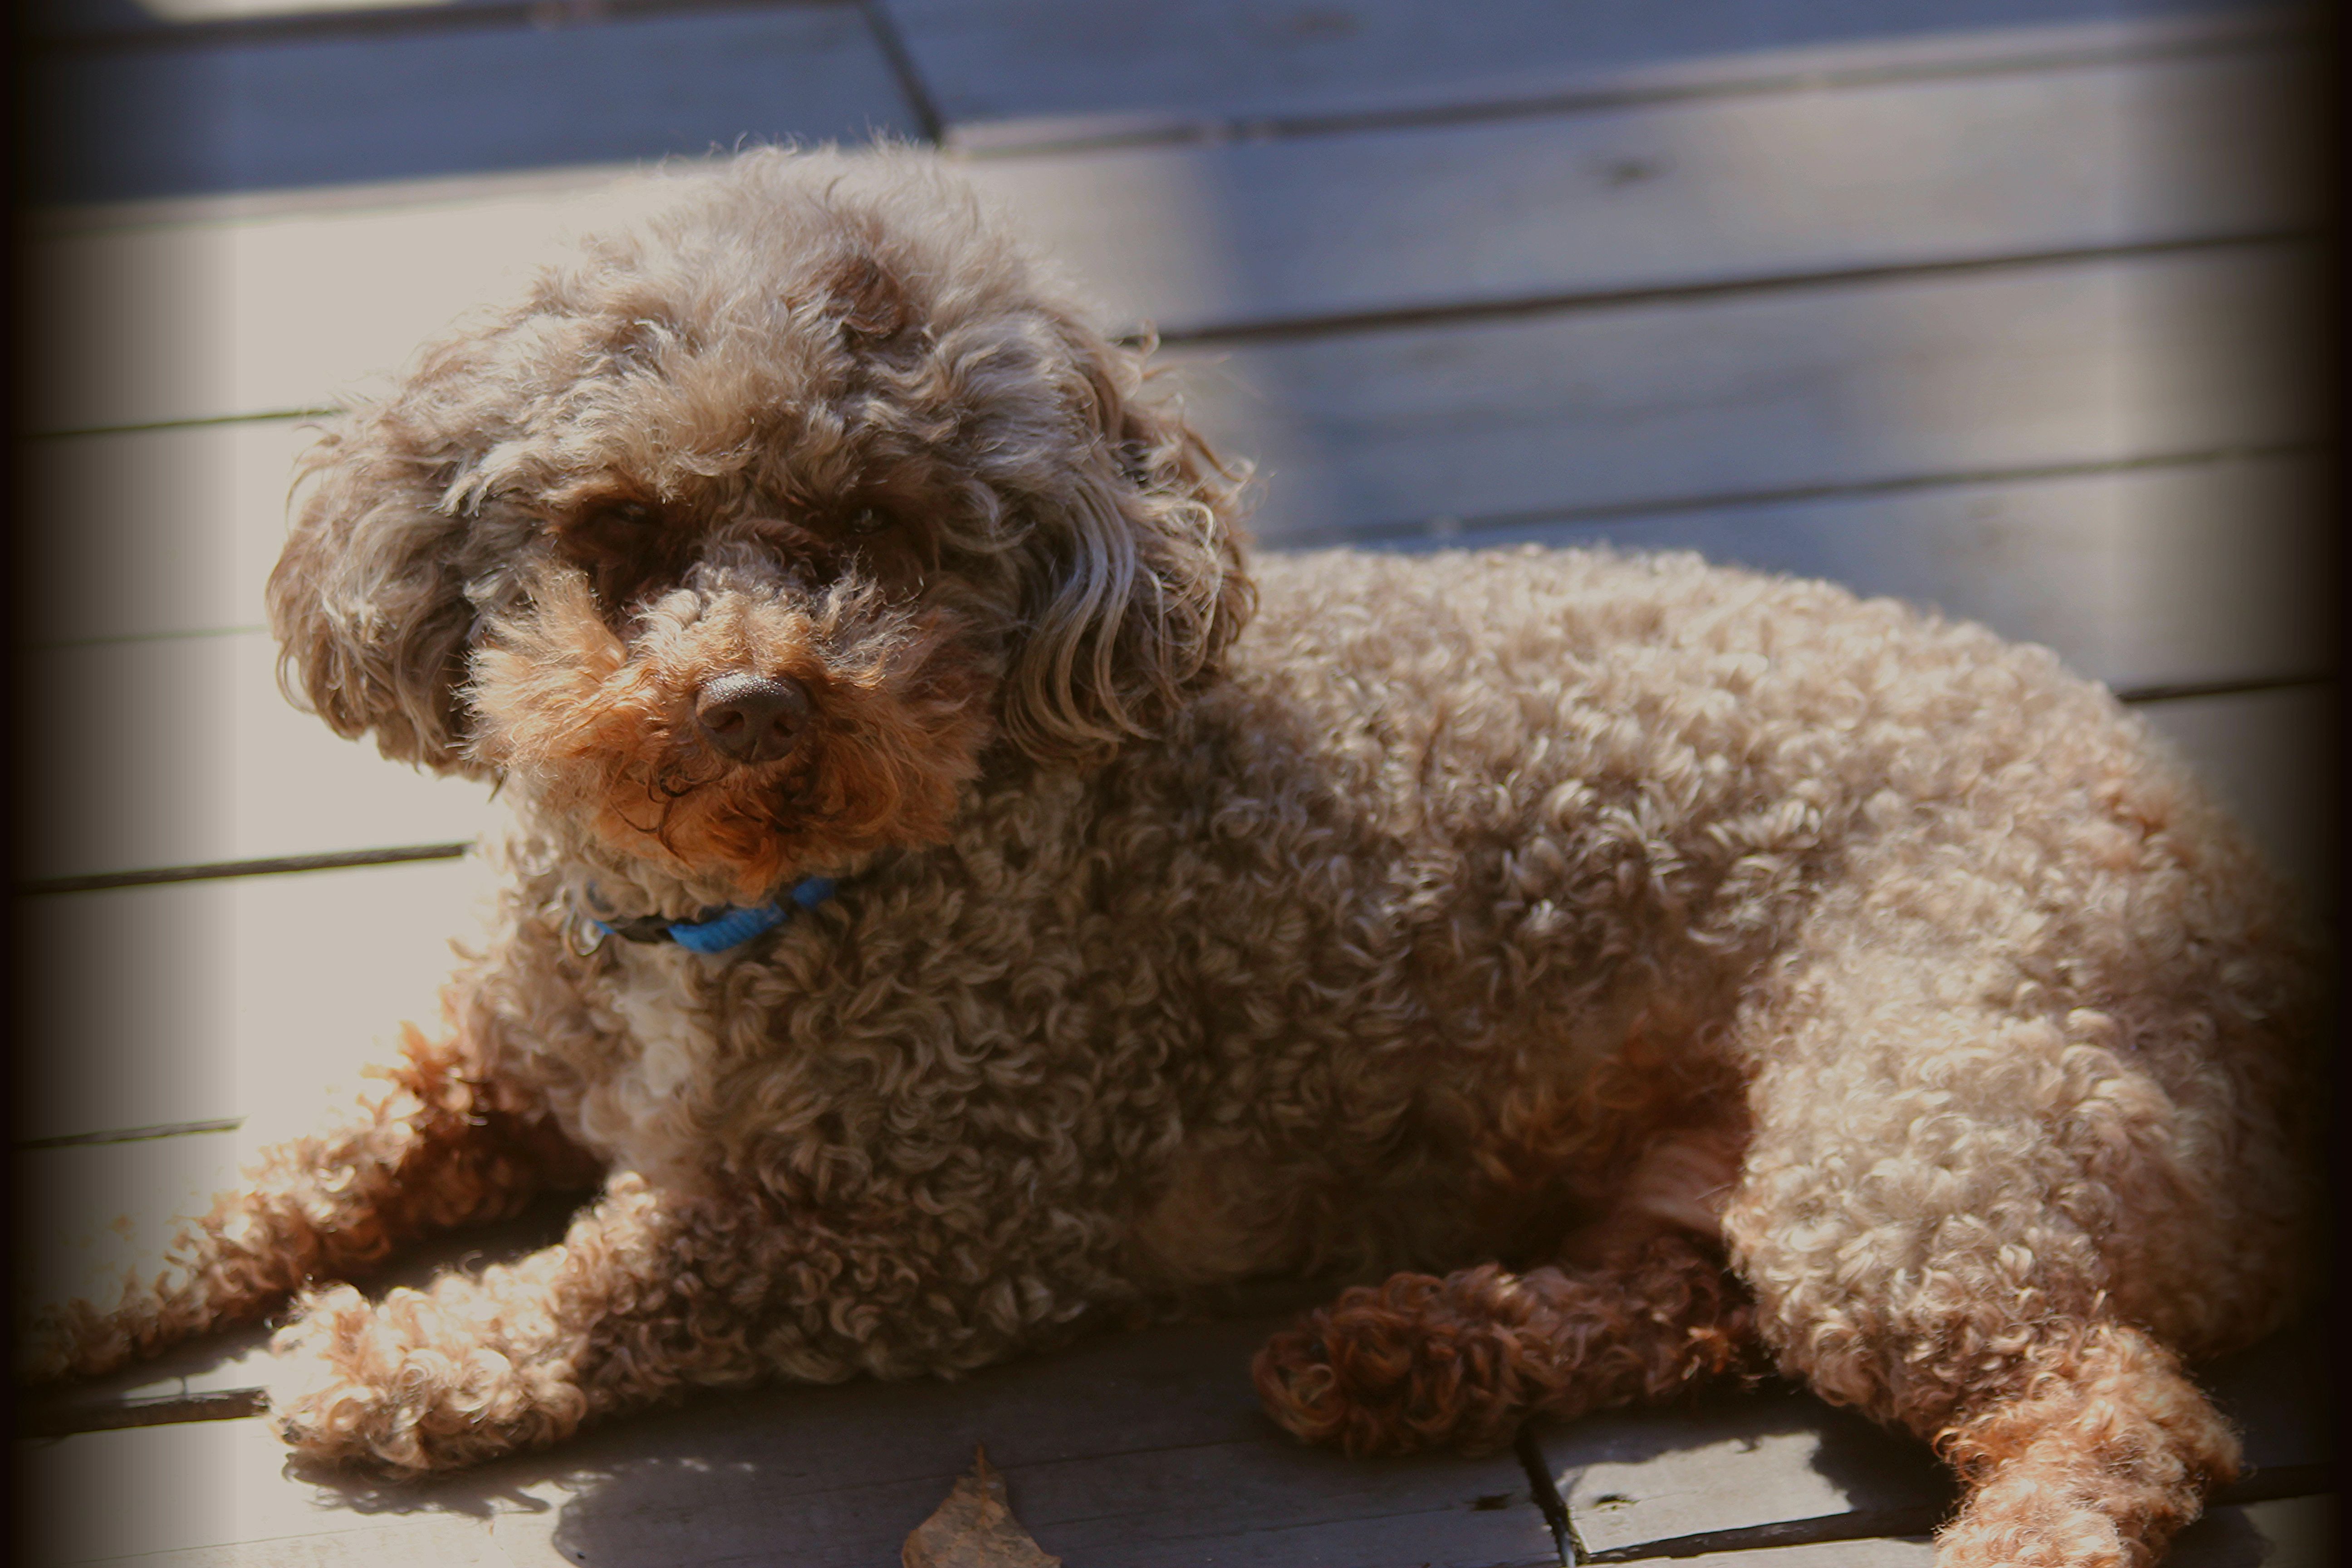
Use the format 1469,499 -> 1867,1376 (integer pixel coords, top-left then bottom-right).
1143,233 -> 2321,350
24,42 -> 2328,432
28,235 -> 2325,442
934,7 -> 2320,158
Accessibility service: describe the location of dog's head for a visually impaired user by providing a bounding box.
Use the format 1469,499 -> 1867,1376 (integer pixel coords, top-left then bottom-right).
268,147 -> 1251,903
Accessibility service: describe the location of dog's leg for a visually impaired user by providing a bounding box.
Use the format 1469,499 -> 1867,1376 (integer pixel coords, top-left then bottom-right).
1253,1146 -> 1759,1458
267,1173 -> 933,1474
1926,1323 -> 2239,1568
1252,1236 -> 1754,1458
1735,1191 -> 2240,1568
1722,884 -> 2308,1568
268,1172 -> 682,1473
22,1022 -> 594,1383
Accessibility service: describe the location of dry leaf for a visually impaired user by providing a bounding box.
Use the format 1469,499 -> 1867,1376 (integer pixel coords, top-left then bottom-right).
902,1445 -> 1062,1568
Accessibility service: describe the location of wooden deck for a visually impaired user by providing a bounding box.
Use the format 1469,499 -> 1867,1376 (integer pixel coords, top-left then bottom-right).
14,2 -> 2337,1563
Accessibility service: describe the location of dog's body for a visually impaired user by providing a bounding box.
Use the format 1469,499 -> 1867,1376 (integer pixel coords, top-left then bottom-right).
28,150 -> 2316,1566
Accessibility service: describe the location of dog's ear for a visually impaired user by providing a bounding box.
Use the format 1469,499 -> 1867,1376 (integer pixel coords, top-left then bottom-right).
266,356 -> 500,778
1000,324 -> 1255,767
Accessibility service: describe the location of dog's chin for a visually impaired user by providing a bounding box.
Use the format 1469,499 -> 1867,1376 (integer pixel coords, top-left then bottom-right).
469,572 -> 1002,908
499,728 -> 985,908
610,762 -> 936,903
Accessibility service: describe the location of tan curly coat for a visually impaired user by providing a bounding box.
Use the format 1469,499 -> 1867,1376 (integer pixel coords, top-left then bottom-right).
26,147 -> 2317,1568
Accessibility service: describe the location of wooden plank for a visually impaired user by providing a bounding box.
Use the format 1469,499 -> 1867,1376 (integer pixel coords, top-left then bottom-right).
1436,454 -> 2332,700
1646,1543 -> 1935,1568
2170,1496 -> 2338,1568
26,170 -> 675,436
24,47 -> 2323,432
29,0 -> 681,38
17,1309 -> 1557,1568
22,631 -> 500,883
880,0 -> 2298,143
16,1418 -> 518,1567
1607,1499 -> 2334,1568
2199,1321 -> 2337,1483
24,4 -> 909,205
17,1313 -> 2323,1566
967,47 -> 2322,336
2135,682 -> 2337,897
1164,244 -> 2322,545
1534,1323 -> 2329,1559
24,418 -> 307,645
18,854 -> 499,1142
15,1131 -> 251,1334
1543,1387 -> 1949,1558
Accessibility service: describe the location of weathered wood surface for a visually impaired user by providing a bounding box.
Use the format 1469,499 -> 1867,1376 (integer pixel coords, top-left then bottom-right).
1163,245 -> 2323,546
1612,1498 -> 2333,1568
876,0 -> 2298,144
928,46 -> 2325,337
1533,1318 -> 2329,1560
2168,1499 -> 2339,1568
21,632 -> 500,883
24,2 -> 911,204
1446,456 -> 2331,698
18,856 -> 496,1142
32,0 -> 614,34
19,1305 -> 1560,1568
2134,683 -> 2339,893
23,419 -> 305,644
14,3 -> 2333,1563
16,1132 -> 255,1323
15,1255 -> 2328,1565
21,42 -> 2322,432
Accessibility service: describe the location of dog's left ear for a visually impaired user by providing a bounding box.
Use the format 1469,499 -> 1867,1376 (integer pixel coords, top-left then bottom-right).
267,403 -> 487,778
265,315 -> 533,780
1000,322 -> 1255,766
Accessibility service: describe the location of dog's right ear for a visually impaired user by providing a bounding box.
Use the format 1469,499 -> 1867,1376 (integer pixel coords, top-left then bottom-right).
267,392 -> 490,778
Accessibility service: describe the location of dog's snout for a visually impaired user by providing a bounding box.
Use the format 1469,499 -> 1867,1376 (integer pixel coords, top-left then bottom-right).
695,673 -> 812,765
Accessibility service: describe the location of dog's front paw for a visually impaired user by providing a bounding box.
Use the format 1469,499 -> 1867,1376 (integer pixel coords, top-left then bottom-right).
16,1269 -> 186,1385
1253,1268 -> 1532,1458
268,1284 -> 588,1475
15,1304 -> 92,1387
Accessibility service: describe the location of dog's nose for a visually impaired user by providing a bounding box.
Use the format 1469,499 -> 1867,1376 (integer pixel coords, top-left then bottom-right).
695,673 -> 812,765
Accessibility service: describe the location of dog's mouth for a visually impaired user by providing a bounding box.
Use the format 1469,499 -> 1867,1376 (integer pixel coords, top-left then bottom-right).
468,565 -> 997,895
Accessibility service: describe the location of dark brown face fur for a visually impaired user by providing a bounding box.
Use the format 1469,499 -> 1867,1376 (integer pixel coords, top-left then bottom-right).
469,463 -> 1015,901
265,148 -> 1253,901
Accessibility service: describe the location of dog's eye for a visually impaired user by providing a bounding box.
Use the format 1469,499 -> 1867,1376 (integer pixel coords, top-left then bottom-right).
844,506 -> 893,538
593,501 -> 658,529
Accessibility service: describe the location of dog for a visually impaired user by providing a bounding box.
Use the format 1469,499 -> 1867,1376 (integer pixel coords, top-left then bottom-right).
25,147 -> 2318,1568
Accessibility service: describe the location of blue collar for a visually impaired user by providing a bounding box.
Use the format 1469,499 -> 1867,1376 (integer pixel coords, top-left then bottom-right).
589,876 -> 837,955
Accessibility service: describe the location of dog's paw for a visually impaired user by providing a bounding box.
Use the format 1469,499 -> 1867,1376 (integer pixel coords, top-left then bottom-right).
1252,1269 -> 1531,1458
15,1307 -> 84,1387
14,1280 -> 159,1386
1933,1475 -> 2138,1568
268,1284 -> 587,1475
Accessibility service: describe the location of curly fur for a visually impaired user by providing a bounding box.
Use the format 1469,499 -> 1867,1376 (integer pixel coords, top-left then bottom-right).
23,147 -> 2317,1568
